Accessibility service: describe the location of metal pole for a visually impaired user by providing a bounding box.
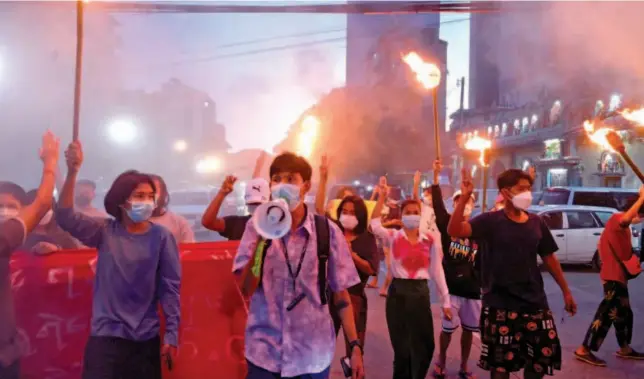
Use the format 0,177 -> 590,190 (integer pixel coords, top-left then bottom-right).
432,87 -> 441,160
617,148 -> 644,183
72,0 -> 85,141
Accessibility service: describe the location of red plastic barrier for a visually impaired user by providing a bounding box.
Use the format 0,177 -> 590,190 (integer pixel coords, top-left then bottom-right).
10,242 -> 248,379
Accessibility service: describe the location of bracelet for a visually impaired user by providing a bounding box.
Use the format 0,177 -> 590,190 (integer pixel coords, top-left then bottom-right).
348,339 -> 363,354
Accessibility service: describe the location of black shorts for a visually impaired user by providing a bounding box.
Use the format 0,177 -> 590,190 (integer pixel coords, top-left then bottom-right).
478,307 -> 562,375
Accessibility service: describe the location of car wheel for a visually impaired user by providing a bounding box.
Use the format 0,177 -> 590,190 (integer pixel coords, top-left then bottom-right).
592,251 -> 602,272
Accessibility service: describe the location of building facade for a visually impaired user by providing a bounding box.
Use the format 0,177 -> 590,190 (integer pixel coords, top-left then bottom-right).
346,11 -> 450,165
453,2 -> 644,191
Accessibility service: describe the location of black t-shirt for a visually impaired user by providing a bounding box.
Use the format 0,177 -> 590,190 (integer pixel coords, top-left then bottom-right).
470,210 -> 557,311
431,185 -> 481,299
221,215 -> 251,241
348,232 -> 379,296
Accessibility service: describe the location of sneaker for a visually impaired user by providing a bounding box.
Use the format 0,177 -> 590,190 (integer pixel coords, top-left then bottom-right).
432,364 -> 446,379
458,370 -> 475,379
616,349 -> 644,360
574,351 -> 607,367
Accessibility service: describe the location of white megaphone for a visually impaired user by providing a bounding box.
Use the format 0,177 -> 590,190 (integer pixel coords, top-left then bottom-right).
252,199 -> 293,240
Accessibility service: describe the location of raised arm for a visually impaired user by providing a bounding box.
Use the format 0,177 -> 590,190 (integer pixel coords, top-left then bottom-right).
412,170 -> 421,200
18,131 -> 59,233
447,168 -> 474,238
619,185 -> 644,226
201,175 -> 236,232
431,160 -> 450,228
157,232 -> 181,358
315,155 -> 330,215
55,141 -> 104,248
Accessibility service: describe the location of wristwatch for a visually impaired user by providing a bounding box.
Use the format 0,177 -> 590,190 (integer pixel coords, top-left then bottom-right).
348,339 -> 363,354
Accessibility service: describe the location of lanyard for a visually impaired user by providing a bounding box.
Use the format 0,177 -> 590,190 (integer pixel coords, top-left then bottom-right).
281,235 -> 309,290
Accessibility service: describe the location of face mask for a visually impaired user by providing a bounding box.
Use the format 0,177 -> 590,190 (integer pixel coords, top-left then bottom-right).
402,214 -> 421,230
339,214 -> 359,230
464,205 -> 473,217
125,201 -> 155,223
247,204 -> 259,214
0,207 -> 19,222
75,196 -> 92,207
39,210 -> 53,226
511,191 -> 532,211
271,183 -> 302,211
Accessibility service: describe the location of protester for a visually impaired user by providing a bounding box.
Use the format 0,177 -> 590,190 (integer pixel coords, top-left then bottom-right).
75,179 -> 109,219
314,155 -> 356,216
330,195 -> 379,359
56,141 -> 181,379
429,161 -> 481,379
0,182 -> 26,224
149,174 -> 195,243
21,189 -> 81,255
233,152 -> 364,379
574,185 -> 644,366
370,183 -> 450,379
201,175 -> 270,241
0,130 -> 59,379
448,168 -> 577,379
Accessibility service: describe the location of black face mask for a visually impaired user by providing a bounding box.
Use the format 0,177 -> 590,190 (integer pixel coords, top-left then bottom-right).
75,196 -> 92,207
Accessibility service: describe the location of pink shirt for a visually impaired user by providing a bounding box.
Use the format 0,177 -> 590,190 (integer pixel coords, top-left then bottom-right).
370,218 -> 450,307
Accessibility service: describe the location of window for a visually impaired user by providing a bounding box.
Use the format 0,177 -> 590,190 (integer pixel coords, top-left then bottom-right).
566,211 -> 599,229
541,189 -> 570,205
572,192 -> 618,209
593,211 -> 613,226
614,192 -> 644,213
542,211 -> 563,230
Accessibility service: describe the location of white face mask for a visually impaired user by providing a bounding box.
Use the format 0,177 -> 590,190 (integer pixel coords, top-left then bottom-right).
39,210 -> 53,226
511,191 -> 532,210
464,205 -> 473,217
0,207 -> 18,222
339,214 -> 359,230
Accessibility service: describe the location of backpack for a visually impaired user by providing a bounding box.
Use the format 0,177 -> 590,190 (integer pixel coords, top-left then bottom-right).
243,215 -> 331,304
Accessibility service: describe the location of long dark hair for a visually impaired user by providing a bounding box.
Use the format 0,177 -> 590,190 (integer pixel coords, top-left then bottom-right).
336,195 -> 368,235
104,170 -> 156,221
149,174 -> 169,217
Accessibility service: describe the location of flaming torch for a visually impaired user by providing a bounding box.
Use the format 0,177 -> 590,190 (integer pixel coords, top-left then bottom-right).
465,136 -> 492,211
402,52 -> 442,159
584,120 -> 644,183
297,115 -> 320,158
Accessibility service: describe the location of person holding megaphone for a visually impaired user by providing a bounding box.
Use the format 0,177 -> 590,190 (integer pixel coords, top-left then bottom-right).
233,152 -> 365,379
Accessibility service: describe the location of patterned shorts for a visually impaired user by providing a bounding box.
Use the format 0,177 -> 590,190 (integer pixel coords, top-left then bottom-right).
478,307 -> 562,375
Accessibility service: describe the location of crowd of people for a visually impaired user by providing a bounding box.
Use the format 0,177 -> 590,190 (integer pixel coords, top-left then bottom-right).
0,131 -> 642,379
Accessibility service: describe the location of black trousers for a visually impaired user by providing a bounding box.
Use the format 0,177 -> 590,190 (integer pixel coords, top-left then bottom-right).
582,281 -> 633,351
331,291 -> 368,357
386,278 -> 435,379
82,336 -> 162,379
0,360 -> 19,379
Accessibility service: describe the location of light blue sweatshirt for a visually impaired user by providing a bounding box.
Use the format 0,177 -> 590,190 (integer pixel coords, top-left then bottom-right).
56,207 -> 181,346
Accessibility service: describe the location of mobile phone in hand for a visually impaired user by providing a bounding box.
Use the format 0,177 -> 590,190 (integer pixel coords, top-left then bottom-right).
340,356 -> 351,378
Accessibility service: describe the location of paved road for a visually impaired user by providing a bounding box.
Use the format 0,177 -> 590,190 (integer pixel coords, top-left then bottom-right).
329,268 -> 644,378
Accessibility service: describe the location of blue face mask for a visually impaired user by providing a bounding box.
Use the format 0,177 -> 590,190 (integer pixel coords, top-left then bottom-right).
402,214 -> 421,230
271,183 -> 302,211
126,201 -> 155,223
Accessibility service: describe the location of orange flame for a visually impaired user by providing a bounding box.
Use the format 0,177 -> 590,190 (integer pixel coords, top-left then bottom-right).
464,136 -> 492,166
583,120 -> 615,152
402,52 -> 441,90
620,107 -> 644,126
297,115 -> 319,158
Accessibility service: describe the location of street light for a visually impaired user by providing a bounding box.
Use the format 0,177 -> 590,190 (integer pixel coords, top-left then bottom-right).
173,139 -> 187,152
195,156 -> 222,174
402,51 -> 442,159
106,119 -> 138,145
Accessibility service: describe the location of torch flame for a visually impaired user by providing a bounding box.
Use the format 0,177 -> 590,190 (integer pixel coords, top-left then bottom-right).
620,108 -> 644,126
583,120 -> 615,152
402,52 -> 441,90
464,136 -> 492,166
297,115 -> 319,158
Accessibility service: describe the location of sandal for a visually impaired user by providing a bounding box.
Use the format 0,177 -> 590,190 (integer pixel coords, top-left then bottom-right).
458,370 -> 475,379
574,351 -> 607,367
431,364 -> 446,379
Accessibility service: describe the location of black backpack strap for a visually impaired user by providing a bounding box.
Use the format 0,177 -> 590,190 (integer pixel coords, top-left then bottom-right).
314,215 -> 331,305
257,238 -> 273,288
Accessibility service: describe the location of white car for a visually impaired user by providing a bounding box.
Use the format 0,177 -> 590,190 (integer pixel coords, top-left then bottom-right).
529,205 -> 641,270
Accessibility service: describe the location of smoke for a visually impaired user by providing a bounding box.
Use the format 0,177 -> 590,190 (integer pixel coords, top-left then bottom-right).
293,48 -> 336,98
476,2 -> 644,105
